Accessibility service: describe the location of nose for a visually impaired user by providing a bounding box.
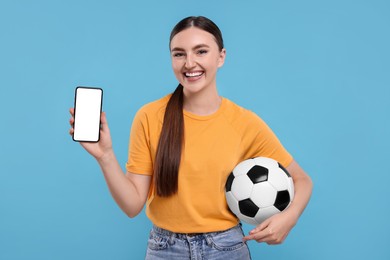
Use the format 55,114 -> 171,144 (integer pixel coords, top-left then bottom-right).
184,54 -> 196,69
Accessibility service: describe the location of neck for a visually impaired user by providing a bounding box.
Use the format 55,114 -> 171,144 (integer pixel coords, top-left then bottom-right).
183,87 -> 222,116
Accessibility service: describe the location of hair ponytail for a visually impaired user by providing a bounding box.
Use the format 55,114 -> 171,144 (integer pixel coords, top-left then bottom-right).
154,84 -> 184,197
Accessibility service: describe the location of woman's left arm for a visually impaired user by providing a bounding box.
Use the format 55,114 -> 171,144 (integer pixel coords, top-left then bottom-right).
243,160 -> 313,244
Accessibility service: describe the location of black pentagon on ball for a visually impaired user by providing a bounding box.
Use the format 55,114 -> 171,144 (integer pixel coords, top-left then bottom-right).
274,190 -> 290,211
238,198 -> 259,218
225,173 -> 235,192
247,165 -> 268,184
278,163 -> 291,177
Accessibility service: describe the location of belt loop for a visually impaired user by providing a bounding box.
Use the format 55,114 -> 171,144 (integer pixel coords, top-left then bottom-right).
168,233 -> 176,245
204,234 -> 213,246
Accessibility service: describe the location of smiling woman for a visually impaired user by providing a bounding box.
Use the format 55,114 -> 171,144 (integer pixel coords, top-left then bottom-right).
170,28 -> 226,102
69,16 -> 312,260
169,17 -> 226,114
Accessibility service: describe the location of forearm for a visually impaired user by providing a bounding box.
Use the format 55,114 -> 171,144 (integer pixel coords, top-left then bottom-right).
96,150 -> 145,218
286,174 -> 313,222
285,161 -> 313,222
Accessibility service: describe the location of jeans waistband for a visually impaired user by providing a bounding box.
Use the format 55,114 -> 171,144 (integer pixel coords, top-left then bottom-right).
152,224 -> 240,240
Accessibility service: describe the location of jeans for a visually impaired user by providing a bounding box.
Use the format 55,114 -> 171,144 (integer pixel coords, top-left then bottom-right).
145,224 -> 251,260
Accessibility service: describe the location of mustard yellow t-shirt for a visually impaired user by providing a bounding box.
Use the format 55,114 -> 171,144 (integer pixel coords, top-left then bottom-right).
126,95 -> 293,233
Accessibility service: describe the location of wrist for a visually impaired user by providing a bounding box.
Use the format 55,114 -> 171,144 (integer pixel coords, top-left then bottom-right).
282,205 -> 301,225
96,148 -> 115,165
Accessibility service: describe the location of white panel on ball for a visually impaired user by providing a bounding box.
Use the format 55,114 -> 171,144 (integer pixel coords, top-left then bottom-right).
225,191 -> 240,215
255,206 -> 281,224
231,175 -> 253,201
267,168 -> 290,191
287,178 -> 295,200
250,182 -> 277,208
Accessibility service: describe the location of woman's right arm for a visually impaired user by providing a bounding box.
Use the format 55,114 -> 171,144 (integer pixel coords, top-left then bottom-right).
69,108 -> 151,218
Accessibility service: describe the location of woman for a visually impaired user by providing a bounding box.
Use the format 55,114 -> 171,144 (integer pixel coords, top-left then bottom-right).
69,16 -> 312,260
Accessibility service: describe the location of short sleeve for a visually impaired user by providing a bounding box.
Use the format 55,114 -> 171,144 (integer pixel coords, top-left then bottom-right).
125,109 -> 154,175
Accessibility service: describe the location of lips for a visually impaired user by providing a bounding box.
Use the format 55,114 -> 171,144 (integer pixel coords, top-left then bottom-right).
184,71 -> 204,78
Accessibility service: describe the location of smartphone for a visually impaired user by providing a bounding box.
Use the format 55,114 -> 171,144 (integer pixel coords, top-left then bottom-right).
72,86 -> 103,142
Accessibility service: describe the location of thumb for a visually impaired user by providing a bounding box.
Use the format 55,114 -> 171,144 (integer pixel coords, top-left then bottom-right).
100,112 -> 110,131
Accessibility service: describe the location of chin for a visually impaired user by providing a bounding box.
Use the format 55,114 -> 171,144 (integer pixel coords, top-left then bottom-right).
182,84 -> 213,96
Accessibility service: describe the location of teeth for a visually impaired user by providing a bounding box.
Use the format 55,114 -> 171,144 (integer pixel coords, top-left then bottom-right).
185,72 -> 203,77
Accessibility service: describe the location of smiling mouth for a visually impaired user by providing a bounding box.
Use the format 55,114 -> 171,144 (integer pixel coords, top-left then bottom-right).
184,71 -> 204,78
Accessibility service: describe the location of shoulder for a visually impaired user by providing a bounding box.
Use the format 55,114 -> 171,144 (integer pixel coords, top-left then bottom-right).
222,98 -> 263,123
220,98 -> 272,138
134,94 -> 170,122
137,94 -> 170,115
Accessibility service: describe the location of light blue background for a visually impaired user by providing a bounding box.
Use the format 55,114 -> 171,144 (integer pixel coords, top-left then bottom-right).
1,0 -> 389,259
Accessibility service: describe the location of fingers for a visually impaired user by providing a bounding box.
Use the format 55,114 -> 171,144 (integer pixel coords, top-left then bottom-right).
250,221 -> 268,235
69,108 -> 75,125
243,218 -> 282,244
69,108 -> 75,136
243,227 -> 270,243
243,228 -> 279,244
243,226 -> 287,245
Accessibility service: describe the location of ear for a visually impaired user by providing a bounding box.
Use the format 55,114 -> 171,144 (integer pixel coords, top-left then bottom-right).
217,48 -> 226,68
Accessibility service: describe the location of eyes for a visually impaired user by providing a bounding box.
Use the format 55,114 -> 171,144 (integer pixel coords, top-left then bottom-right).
172,49 -> 208,58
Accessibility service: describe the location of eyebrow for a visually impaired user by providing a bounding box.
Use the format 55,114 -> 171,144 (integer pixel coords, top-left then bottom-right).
171,44 -> 210,52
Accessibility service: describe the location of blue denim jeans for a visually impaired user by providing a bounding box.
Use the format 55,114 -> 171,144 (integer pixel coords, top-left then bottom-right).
145,224 -> 251,260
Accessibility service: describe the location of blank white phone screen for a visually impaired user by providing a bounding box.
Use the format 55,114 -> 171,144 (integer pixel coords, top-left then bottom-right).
73,87 -> 103,142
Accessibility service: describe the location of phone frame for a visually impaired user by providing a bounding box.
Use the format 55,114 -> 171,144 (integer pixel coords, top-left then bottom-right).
72,86 -> 103,143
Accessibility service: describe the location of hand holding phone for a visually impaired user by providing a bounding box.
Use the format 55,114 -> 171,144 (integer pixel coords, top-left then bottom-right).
72,87 -> 103,142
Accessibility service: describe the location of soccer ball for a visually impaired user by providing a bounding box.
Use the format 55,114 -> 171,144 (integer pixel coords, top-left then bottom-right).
225,157 -> 294,226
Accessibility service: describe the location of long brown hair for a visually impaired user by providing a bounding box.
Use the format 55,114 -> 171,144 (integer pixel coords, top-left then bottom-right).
154,16 -> 224,197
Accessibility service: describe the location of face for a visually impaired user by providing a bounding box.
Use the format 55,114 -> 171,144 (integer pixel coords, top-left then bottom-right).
170,27 -> 226,95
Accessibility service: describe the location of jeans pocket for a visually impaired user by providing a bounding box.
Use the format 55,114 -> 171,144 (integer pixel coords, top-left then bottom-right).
147,230 -> 170,251
206,226 -> 246,252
